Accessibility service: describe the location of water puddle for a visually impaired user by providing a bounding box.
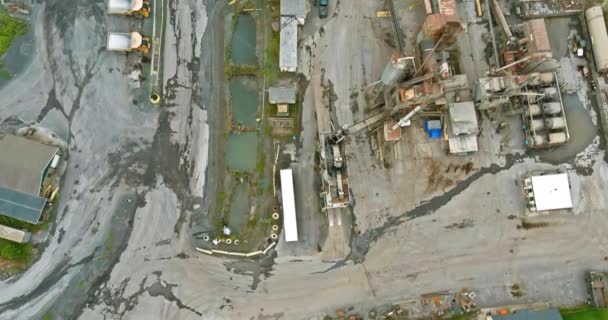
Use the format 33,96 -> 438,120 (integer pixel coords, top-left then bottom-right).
230,14 -> 257,65
227,132 -> 257,171
538,94 -> 597,163
227,181 -> 251,231
230,77 -> 259,126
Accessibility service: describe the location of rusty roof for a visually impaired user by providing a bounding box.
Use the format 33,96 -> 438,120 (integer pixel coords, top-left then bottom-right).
526,19 -> 552,55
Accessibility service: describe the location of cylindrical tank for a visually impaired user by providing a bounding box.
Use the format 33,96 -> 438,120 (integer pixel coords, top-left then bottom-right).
528,103 -> 561,116
586,6 -> 608,73
541,87 -> 559,100
544,117 -> 567,129
529,132 -> 568,146
538,72 -> 555,85
419,37 -> 437,74
530,117 -> 566,130
380,55 -> 412,86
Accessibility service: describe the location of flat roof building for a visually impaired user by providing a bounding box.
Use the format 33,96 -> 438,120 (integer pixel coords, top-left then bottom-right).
524,173 -> 573,212
280,169 -> 298,242
0,135 -> 58,224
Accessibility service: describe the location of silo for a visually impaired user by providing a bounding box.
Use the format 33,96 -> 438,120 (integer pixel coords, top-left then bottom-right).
586,6 -> 608,73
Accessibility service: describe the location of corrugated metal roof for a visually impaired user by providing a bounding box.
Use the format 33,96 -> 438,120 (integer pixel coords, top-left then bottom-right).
280,0 -> 306,19
0,135 -> 58,195
269,86 -> 297,104
493,309 -> 562,320
526,19 -> 551,55
280,16 -> 298,72
0,186 -> 47,224
449,101 -> 478,135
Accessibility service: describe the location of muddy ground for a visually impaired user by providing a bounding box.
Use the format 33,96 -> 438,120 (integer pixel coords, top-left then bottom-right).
0,0 -> 607,319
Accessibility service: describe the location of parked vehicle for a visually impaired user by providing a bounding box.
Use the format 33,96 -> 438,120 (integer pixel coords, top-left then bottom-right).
107,0 -> 151,17
319,0 -> 329,18
106,32 -> 151,54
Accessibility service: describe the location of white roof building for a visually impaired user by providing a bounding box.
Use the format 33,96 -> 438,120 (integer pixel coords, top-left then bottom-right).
280,17 -> 298,72
524,173 -> 573,212
280,169 -> 298,242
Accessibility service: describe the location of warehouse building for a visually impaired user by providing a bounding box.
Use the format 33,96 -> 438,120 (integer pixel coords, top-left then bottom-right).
279,0 -> 306,72
0,135 -> 59,225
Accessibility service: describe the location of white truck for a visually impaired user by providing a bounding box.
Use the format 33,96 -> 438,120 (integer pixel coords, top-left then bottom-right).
106,32 -> 150,54
107,0 -> 151,17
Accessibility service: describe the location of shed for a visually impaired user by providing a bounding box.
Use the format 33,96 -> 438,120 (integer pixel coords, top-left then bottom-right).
280,16 -> 298,72
280,0 -> 307,24
269,86 -> 297,104
0,135 -> 58,224
525,19 -> 552,56
492,309 -> 562,320
0,135 -> 58,195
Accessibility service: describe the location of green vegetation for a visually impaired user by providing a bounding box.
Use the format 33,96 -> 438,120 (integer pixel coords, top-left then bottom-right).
262,30 -> 280,82
0,10 -> 28,80
255,152 -> 266,174
0,239 -> 30,262
561,305 -> 608,320
247,212 -> 260,228
42,314 -> 53,320
0,10 -> 27,56
224,63 -> 258,78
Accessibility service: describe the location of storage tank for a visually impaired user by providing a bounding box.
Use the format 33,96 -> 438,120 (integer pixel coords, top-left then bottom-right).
531,117 -> 566,130
541,87 -> 559,100
586,6 -> 608,73
528,132 -> 568,146
528,102 -> 562,116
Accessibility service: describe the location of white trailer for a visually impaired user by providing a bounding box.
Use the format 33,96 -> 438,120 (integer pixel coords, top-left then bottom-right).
107,0 -> 151,17
106,32 -> 150,54
280,169 -> 298,242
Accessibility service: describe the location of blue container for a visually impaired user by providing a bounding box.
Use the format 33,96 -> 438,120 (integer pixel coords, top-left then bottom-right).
424,120 -> 442,139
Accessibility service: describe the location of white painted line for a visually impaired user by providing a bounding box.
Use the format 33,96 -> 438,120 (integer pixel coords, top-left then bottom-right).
337,211 -> 342,226
329,212 -> 334,226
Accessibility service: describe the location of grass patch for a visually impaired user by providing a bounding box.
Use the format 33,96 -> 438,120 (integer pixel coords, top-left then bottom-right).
0,239 -> 30,262
561,305 -> 608,320
0,10 -> 28,56
247,212 -> 260,228
262,30 -> 280,83
256,152 -> 266,175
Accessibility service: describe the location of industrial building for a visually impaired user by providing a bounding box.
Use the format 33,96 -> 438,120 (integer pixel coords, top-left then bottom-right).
447,101 -> 478,154
279,0 -> 306,72
523,173 -> 572,213
0,134 -> 59,225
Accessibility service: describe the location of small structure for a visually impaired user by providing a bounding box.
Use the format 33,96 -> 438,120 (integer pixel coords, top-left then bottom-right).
0,135 -> 59,225
523,173 -> 572,212
490,308 -> 563,320
269,86 -> 296,116
0,224 -> 31,244
280,169 -> 298,242
586,271 -> 608,308
447,101 -> 478,154
279,0 -> 306,72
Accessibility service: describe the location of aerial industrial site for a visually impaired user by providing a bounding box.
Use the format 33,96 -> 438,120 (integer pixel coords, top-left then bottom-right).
0,0 -> 608,319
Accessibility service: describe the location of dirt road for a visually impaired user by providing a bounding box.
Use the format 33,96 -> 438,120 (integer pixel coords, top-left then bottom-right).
0,0 -> 606,319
